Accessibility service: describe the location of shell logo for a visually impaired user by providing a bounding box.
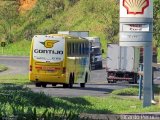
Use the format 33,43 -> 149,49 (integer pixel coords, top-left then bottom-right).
123,0 -> 149,15
40,40 -> 59,48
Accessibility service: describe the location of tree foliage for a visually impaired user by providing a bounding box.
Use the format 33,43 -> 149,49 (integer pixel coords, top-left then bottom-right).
153,0 -> 160,47
0,0 -> 160,47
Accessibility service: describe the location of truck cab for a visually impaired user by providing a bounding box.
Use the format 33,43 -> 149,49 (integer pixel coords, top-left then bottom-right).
90,46 -> 103,70
86,37 -> 103,70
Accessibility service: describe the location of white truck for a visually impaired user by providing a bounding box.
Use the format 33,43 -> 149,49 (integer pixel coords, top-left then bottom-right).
58,31 -> 89,38
106,44 -> 140,84
85,37 -> 103,70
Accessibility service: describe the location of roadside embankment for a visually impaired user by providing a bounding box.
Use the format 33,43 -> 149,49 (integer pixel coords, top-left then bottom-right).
0,64 -> 7,72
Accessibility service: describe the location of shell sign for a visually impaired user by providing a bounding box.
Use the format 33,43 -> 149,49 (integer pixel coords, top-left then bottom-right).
123,0 -> 149,15
120,0 -> 153,18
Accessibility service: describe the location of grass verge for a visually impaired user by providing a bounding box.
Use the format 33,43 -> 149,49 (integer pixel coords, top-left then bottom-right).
111,85 -> 160,96
0,40 -> 31,56
0,74 -> 29,85
111,87 -> 139,96
0,74 -> 159,118
0,84 -> 159,119
0,64 -> 8,72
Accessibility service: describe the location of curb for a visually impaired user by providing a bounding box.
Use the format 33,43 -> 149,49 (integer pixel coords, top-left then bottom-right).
80,113 -> 160,120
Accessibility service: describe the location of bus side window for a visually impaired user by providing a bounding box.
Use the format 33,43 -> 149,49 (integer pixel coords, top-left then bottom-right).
79,43 -> 82,55
82,43 -> 85,55
75,43 -> 78,56
67,43 -> 70,56
77,43 -> 81,56
74,43 -> 76,55
72,43 -> 75,56
86,43 -> 89,55
84,43 -> 88,55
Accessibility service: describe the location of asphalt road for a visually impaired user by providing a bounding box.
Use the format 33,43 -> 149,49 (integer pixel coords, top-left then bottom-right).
0,56 -> 159,97
0,56 -> 29,75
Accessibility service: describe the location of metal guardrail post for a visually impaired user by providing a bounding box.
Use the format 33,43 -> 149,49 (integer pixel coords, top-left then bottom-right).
152,66 -> 154,101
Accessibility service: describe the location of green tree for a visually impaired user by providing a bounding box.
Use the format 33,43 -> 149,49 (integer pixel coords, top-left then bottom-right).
153,0 -> 160,47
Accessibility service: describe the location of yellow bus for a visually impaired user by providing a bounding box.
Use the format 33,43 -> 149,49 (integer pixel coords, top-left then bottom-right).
29,34 -> 90,88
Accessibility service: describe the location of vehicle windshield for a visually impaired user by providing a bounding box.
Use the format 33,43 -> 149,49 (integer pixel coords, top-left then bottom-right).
92,48 -> 101,55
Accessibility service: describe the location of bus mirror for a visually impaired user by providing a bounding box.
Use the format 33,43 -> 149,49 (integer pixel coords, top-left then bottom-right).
102,49 -> 104,54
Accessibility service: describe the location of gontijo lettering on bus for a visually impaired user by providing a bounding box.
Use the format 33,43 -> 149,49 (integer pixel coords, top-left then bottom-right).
40,40 -> 59,48
34,40 -> 63,55
33,36 -> 65,62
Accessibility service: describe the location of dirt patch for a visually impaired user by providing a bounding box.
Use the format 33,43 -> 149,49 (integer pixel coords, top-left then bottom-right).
19,0 -> 37,12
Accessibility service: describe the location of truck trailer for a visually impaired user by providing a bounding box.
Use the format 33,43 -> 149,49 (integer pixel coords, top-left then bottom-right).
106,44 -> 140,84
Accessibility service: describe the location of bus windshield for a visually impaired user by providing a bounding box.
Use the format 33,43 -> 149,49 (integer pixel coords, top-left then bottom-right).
33,35 -> 65,63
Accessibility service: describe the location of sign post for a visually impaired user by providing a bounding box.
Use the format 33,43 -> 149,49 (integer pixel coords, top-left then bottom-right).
119,0 -> 153,107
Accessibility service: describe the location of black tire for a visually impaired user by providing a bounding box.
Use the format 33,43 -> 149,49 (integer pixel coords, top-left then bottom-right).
129,74 -> 138,84
63,84 -> 69,88
108,80 -> 111,83
133,74 -> 138,84
69,73 -> 74,88
42,83 -> 47,88
80,83 -> 85,88
85,73 -> 88,83
35,83 -> 41,87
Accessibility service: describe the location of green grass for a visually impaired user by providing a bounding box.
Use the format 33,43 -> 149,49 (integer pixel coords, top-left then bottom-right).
0,64 -> 7,72
0,84 -> 159,118
0,74 -> 159,116
0,74 -> 30,85
111,85 -> 160,96
111,87 -> 139,96
0,40 -> 31,56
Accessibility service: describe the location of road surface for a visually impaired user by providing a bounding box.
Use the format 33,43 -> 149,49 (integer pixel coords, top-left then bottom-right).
0,56 -> 159,97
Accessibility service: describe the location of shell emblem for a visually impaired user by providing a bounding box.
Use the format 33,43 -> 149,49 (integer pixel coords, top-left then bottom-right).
123,0 -> 149,15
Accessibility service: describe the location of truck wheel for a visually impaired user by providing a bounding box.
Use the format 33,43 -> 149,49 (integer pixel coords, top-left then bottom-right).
63,84 -> 69,88
129,74 -> 138,84
133,74 -> 138,84
35,83 -> 41,87
113,80 -> 116,83
80,83 -> 85,88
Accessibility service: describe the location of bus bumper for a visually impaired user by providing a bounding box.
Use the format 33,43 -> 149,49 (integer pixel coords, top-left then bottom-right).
29,74 -> 67,84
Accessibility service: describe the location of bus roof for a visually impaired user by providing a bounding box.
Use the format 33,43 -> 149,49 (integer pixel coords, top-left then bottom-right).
33,34 -> 88,42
